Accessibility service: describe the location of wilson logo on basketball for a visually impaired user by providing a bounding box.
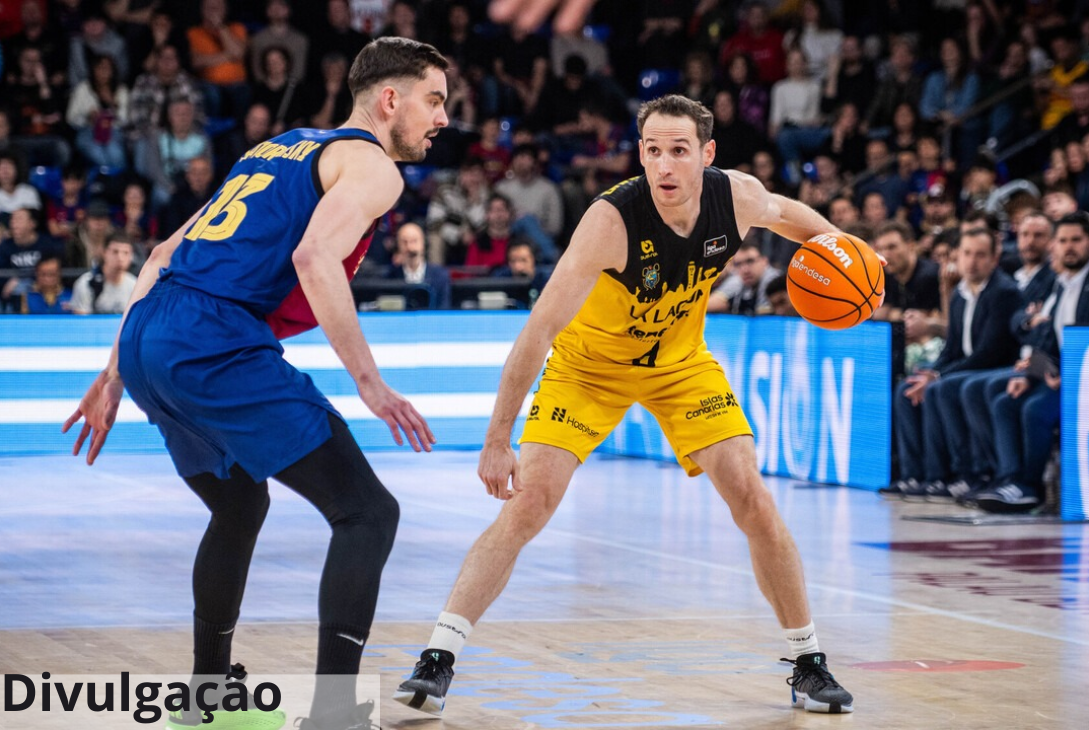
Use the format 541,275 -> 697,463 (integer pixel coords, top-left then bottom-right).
809,233 -> 853,268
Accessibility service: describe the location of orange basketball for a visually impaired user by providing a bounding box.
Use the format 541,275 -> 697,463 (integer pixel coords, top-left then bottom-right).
786,232 -> 885,330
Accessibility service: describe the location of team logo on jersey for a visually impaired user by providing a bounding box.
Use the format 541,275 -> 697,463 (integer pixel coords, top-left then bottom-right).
640,239 -> 657,261
704,235 -> 728,258
527,405 -> 541,421
642,263 -> 661,291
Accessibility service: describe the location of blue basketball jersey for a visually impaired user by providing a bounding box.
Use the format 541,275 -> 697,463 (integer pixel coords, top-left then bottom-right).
166,127 -> 382,314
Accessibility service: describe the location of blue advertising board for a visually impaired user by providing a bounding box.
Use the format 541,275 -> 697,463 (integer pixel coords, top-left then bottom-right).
0,314 -> 891,489
1061,327 -> 1089,521
601,316 -> 891,489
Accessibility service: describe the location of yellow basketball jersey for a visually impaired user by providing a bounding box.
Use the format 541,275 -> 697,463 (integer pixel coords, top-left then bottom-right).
553,168 -> 744,368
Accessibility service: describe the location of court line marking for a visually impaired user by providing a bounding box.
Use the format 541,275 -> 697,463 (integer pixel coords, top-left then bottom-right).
398,496 -> 1089,648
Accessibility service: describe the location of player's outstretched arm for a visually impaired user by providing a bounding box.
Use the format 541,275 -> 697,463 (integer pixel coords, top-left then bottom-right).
62,206 -> 204,465
725,170 -> 840,244
479,199 -> 626,498
293,140 -> 435,453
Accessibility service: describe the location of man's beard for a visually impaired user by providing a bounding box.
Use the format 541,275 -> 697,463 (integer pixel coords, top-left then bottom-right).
391,120 -> 427,162
1063,252 -> 1089,272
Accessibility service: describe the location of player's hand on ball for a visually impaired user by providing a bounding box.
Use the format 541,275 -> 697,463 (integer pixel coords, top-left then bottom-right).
478,440 -> 521,500
62,368 -> 125,465
357,379 -> 436,452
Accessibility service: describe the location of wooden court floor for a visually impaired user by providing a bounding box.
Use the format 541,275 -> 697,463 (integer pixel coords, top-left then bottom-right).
2,451 -> 1088,729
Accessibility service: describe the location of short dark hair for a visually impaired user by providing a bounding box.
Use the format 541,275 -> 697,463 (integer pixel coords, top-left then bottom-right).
873,219 -> 914,243
511,143 -> 539,161
347,37 -> 449,99
637,94 -> 714,146
106,232 -> 135,250
35,255 -> 62,271
960,209 -> 997,235
1056,211 -> 1089,237
507,239 -> 533,257
765,273 -> 788,297
736,240 -> 763,257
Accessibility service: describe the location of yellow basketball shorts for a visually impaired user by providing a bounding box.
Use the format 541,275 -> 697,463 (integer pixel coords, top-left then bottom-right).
519,350 -> 753,476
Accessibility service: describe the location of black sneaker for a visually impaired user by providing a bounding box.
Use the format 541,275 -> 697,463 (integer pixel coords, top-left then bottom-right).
392,649 -> 455,716
781,652 -> 854,714
926,478 -> 972,503
878,478 -> 916,500
975,483 -> 1039,513
900,479 -> 934,502
295,701 -> 377,730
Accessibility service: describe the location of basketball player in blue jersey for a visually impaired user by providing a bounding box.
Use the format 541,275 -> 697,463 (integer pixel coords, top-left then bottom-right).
62,38 -> 449,730
397,95 -> 865,718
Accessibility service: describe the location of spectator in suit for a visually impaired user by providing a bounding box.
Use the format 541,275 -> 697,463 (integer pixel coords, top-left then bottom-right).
387,222 -> 451,310
973,213 -> 1089,512
959,212 -> 1057,504
890,224 -> 1023,500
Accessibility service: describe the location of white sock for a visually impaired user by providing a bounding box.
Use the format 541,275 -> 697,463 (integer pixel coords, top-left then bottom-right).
785,622 -> 819,658
426,611 -> 473,660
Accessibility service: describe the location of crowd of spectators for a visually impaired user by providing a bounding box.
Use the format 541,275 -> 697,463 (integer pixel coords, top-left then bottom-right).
3,0 -> 1089,511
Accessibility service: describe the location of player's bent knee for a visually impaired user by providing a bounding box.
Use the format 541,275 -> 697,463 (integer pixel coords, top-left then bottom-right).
499,491 -> 556,542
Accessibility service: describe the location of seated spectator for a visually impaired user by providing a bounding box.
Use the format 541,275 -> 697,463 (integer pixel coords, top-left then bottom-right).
495,144 -> 563,263
253,45 -> 305,136
0,208 -> 64,310
493,239 -> 550,296
315,0 -> 370,84
529,53 -> 594,136
568,104 -> 633,196
1041,28 -> 1089,131
1051,75 -> 1089,150
45,165 -> 89,246
129,10 -> 192,77
66,53 -> 130,169
828,195 -> 859,230
70,234 -> 138,314
249,0 -> 308,86
114,182 -> 158,253
959,212 -> 1058,501
960,153 -> 999,214
799,154 -> 845,211
68,11 -> 128,86
887,102 -> 920,156
306,52 -> 352,129
783,0 -> 842,82
819,35 -> 873,119
466,194 -> 516,270
872,220 -> 942,322
764,274 -> 797,317
138,99 -> 212,208
708,241 -> 780,315
902,308 -> 944,373
917,181 -> 959,253
722,52 -> 769,134
489,24 -> 549,118
426,157 -> 490,266
215,103 -> 272,180
468,118 -> 511,186
854,138 -> 907,222
920,37 -> 981,168
769,49 -> 824,181
818,102 -> 866,175
5,0 -> 68,88
385,222 -> 450,310
861,190 -> 889,228
987,39 -> 1037,150
889,225 -> 1022,501
711,90 -> 766,172
67,198 -> 115,269
8,45 -> 70,167
1041,184 -> 1079,222
864,38 -> 921,134
377,0 -> 419,41
720,1 -> 785,85
973,213 -> 1089,511
751,149 -> 787,194
188,0 -> 250,119
18,255 -> 72,314
0,152 -> 42,218
160,156 -> 215,235
127,44 -> 205,142
680,50 -> 717,109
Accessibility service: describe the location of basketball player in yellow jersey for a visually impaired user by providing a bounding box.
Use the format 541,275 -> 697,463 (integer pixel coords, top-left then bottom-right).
396,95 -> 857,716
